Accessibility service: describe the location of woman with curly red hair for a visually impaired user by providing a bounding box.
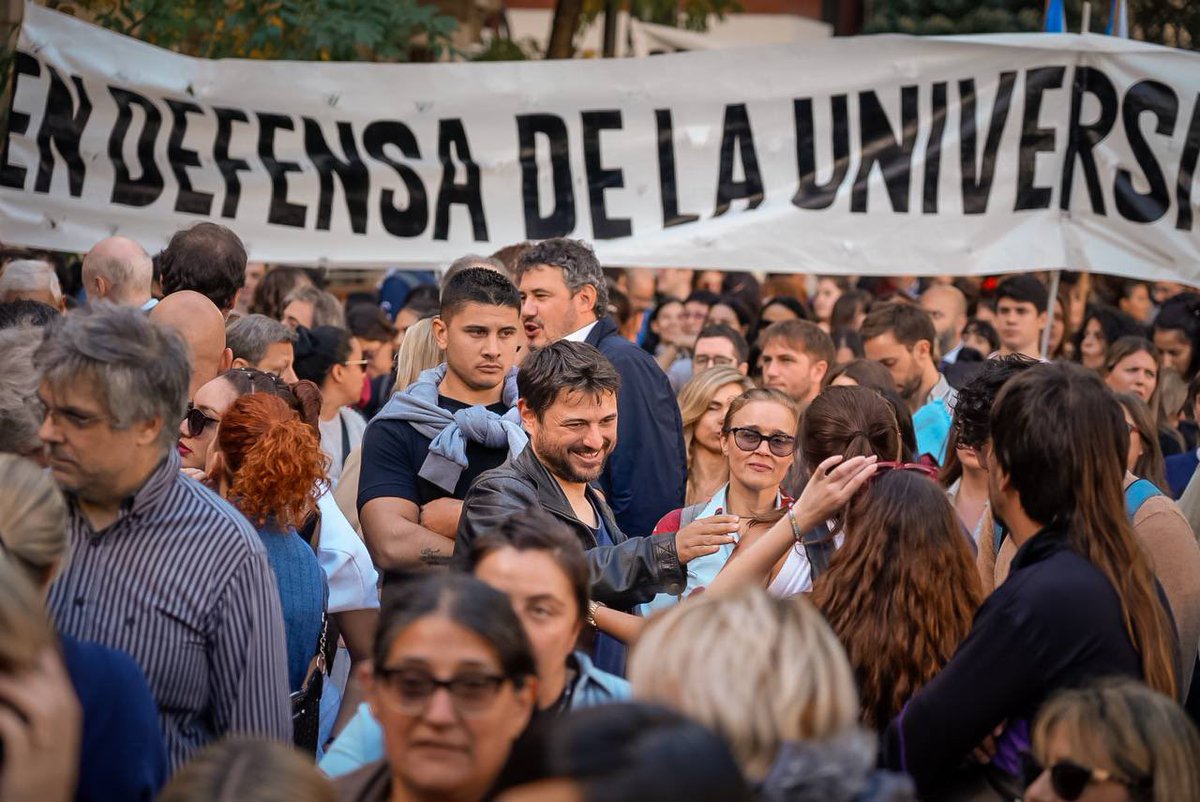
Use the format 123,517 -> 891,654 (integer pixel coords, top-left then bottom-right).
810,468 -> 982,731
212,392 -> 328,694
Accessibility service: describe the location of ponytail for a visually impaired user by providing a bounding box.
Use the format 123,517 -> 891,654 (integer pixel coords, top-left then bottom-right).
218,393 -> 327,530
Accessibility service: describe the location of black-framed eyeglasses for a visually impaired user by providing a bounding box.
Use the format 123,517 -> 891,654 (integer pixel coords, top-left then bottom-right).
376,668 -> 508,717
725,427 -> 796,457
1021,754 -> 1151,801
183,403 -> 221,439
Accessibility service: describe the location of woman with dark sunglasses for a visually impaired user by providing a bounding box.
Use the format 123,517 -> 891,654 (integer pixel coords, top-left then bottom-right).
1024,679 -> 1200,802
333,573 -> 537,802
642,388 -> 803,611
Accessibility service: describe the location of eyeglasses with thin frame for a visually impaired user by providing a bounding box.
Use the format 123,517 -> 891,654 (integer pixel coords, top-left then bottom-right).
1021,753 -> 1151,801
33,396 -> 112,430
694,354 -> 736,369
183,403 -> 221,439
725,427 -> 796,457
376,668 -> 509,717
342,359 -> 370,368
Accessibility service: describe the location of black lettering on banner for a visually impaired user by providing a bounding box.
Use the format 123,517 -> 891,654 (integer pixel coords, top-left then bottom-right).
36,65 -> 92,197
303,118 -> 369,234
363,120 -> 429,238
516,113 -> 575,239
958,73 -> 1016,215
1115,81 -> 1176,224
166,99 -> 214,216
1015,66 -> 1066,211
0,52 -> 40,190
655,109 -> 699,228
108,87 -> 163,207
214,107 -> 252,219
792,95 -> 850,210
434,118 -> 488,241
923,82 -> 948,214
714,103 -> 764,216
1174,94 -> 1200,232
851,86 -> 918,213
1060,66 -> 1118,214
582,110 -> 632,240
257,113 -> 307,228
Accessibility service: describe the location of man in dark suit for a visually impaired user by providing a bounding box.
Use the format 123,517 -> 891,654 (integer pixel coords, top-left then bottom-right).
516,239 -> 687,538
1166,449 -> 1199,498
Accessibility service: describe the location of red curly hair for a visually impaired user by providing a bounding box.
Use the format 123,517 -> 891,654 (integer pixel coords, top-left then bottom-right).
810,469 -> 982,730
217,393 -> 326,530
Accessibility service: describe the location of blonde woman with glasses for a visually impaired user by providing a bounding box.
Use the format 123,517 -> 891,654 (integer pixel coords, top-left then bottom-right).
1024,679 -> 1200,802
676,367 -> 755,505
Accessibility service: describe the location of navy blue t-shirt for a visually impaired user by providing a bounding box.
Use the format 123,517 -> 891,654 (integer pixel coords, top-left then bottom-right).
590,504 -> 628,677
358,396 -> 511,510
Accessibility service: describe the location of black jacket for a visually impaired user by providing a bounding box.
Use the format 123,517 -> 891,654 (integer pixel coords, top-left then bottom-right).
881,525 -> 1175,795
455,446 -> 686,608
585,317 -> 688,538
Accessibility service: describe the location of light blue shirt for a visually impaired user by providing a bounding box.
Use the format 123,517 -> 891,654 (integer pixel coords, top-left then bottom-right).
319,651 -> 629,779
913,374 -> 957,464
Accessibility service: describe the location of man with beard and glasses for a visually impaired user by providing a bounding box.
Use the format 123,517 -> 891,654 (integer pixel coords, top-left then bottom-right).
456,341 -> 738,674
861,302 -> 956,463
359,267 -> 527,575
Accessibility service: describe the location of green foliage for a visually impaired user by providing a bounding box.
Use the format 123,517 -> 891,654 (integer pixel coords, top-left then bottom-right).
580,0 -> 741,34
863,0 -> 1196,47
470,36 -> 538,61
57,0 -> 458,61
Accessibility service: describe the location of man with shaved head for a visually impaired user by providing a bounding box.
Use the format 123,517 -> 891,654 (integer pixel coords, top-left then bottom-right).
150,291 -> 233,399
920,283 -> 969,365
82,236 -> 155,310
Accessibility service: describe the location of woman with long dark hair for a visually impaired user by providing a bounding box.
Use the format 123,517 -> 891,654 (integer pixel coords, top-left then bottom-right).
1152,291 -> 1200,381
812,469 -> 982,731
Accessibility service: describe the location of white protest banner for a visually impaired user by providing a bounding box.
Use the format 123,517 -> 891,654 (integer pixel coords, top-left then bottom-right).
1,2 -> 1199,281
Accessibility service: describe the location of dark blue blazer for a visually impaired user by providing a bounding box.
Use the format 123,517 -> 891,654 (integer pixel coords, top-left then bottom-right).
1166,450 -> 1199,499
586,316 -> 688,538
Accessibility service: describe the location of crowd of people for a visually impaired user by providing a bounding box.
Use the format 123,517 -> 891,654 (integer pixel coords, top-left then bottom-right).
1,224 -> 1199,802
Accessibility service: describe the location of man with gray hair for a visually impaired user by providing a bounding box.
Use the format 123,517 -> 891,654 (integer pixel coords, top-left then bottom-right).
0,259 -> 63,310
226,313 -> 298,382
82,236 -> 155,310
442,253 -> 510,285
516,238 -> 686,539
38,304 -> 290,767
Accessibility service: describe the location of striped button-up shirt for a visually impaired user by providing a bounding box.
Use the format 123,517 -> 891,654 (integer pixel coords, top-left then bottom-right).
47,450 -> 291,769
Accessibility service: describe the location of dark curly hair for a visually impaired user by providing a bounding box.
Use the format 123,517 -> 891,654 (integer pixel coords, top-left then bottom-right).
952,354 -> 1040,450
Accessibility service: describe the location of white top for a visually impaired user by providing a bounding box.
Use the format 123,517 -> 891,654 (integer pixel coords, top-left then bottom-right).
563,320 -> 599,343
766,526 -> 844,598
316,491 -> 379,614
319,407 -> 367,488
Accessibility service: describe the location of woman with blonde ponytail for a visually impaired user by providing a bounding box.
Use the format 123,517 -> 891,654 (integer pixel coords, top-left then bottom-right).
212,393 -> 328,694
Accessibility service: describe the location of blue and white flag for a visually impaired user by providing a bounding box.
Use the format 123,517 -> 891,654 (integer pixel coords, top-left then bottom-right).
1044,0 -> 1067,32
1106,0 -> 1130,38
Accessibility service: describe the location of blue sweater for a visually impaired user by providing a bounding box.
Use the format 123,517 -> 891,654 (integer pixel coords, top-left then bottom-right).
257,523 -> 327,692
61,635 -> 168,802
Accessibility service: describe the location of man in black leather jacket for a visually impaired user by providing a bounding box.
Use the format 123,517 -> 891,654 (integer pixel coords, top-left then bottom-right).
456,340 -> 738,610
